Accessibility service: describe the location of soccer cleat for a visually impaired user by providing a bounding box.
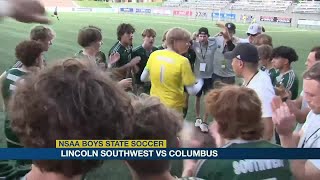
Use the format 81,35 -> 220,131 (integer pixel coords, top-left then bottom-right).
200,122 -> 209,133
195,118 -> 202,127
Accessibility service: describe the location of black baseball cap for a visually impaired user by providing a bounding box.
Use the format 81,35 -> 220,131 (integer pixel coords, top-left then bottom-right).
198,27 -> 209,36
224,43 -> 259,63
225,22 -> 236,34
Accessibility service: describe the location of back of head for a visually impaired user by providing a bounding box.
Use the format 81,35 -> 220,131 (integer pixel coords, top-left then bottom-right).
9,59 -> 134,177
15,40 -> 44,67
78,26 -> 102,48
253,34 -> 273,47
30,25 -> 55,41
257,44 -> 273,61
272,46 -> 298,64
127,95 -> 182,176
205,85 -> 263,141
165,27 -> 191,48
311,46 -> 320,61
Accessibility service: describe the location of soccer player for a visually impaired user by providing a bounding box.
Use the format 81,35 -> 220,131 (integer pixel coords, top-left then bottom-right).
193,85 -> 292,179
109,23 -> 141,80
132,28 -> 158,94
75,26 -> 113,69
272,62 -> 320,180
226,43 -> 275,141
126,95 -> 204,180
141,27 -> 203,116
257,44 -> 277,84
271,46 -> 299,100
52,6 -> 59,20
9,59 -> 134,180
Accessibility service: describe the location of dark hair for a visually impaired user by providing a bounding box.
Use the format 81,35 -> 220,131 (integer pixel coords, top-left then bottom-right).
78,26 -> 102,48
126,95 -> 182,176
271,46 -> 298,64
9,59 -> 134,177
117,23 -> 135,41
15,40 -> 44,67
311,46 -> 320,61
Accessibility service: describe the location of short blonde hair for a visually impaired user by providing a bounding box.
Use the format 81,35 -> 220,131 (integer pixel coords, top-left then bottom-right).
165,27 -> 191,48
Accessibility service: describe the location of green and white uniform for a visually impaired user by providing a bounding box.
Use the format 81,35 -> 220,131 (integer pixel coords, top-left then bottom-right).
109,41 -> 132,68
1,68 -> 28,148
74,50 -> 106,67
261,66 -> 278,85
195,140 -> 292,180
274,69 -> 299,100
132,45 -> 158,94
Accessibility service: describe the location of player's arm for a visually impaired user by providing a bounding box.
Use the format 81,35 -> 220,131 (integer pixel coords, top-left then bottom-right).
182,59 -> 203,95
140,56 -> 151,82
116,56 -> 140,70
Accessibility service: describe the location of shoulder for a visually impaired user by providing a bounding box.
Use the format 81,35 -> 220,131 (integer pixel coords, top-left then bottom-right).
109,42 -> 123,53
133,45 -> 143,52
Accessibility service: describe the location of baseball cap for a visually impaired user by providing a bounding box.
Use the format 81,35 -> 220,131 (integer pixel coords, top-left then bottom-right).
224,43 -> 259,63
225,22 -> 236,34
247,23 -> 262,36
198,27 -> 209,36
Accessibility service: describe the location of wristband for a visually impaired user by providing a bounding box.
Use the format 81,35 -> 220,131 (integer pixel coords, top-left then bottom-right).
0,0 -> 13,17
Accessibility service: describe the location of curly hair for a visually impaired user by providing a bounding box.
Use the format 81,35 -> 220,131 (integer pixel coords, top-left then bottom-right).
205,85 -> 263,141
78,26 -> 102,48
15,40 -> 44,67
271,46 -> 299,64
126,95 -> 182,175
9,59 -> 134,177
117,23 -> 135,41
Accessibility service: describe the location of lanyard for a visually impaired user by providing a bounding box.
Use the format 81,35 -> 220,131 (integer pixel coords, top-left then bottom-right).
200,43 -> 208,61
244,71 -> 259,87
301,128 -> 320,148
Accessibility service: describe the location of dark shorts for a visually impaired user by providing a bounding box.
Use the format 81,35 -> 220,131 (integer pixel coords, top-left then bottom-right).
196,78 -> 213,97
212,73 -> 235,88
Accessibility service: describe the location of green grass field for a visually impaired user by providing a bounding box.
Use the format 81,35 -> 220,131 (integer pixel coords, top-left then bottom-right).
0,12 -> 319,179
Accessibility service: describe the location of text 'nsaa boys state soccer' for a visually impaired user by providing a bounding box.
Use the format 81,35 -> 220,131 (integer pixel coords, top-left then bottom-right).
56,140 -> 166,148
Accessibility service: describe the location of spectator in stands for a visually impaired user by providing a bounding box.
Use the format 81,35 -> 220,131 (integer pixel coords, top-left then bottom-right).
272,46 -> 299,100
0,0 -> 50,24
132,28 -> 158,95
9,59 -> 134,180
286,46 -> 320,132
257,44 -> 277,84
109,23 -> 141,80
157,30 -> 168,50
239,23 -> 263,44
140,27 -> 203,118
212,22 -> 237,89
253,34 -> 273,47
226,43 -> 275,141
126,95 -> 204,180
272,61 -> 320,180
193,85 -> 292,179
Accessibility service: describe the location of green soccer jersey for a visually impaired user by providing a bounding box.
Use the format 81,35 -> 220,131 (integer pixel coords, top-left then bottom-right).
275,69 -> 299,99
157,45 -> 165,50
132,45 -> 158,84
109,41 -> 132,68
1,68 -> 28,106
195,140 -> 292,180
260,66 -> 279,85
75,50 -> 107,64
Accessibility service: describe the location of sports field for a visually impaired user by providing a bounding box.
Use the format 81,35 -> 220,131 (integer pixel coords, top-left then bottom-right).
0,12 -> 319,179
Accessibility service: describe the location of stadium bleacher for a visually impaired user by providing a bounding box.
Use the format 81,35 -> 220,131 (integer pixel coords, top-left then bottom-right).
163,0 -> 230,10
293,1 -> 320,14
230,0 -> 292,12
162,0 -> 183,7
40,0 -> 76,7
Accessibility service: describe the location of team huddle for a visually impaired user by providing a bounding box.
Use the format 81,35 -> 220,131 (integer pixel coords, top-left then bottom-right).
0,20 -> 320,180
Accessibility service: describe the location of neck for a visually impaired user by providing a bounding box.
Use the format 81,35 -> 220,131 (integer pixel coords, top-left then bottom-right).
142,43 -> 152,51
83,48 -> 97,57
166,47 -> 180,54
120,40 -> 129,48
200,41 -> 208,46
132,171 -> 175,180
242,69 -> 258,85
279,66 -> 291,74
21,65 -> 38,72
26,165 -> 82,180
265,62 -> 273,70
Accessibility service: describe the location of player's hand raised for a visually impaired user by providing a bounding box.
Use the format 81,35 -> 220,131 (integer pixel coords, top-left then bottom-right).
272,102 -> 296,136
109,52 -> 120,65
216,22 -> 231,41
9,0 -> 50,24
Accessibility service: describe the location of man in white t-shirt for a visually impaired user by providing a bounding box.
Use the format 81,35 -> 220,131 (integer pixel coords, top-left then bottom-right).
225,43 -> 275,141
272,61 -> 320,180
